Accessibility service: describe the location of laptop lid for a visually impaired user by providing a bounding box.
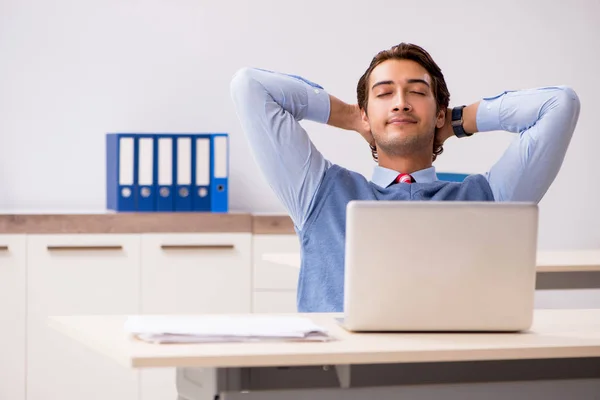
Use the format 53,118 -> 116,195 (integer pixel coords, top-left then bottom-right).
342,201 -> 538,332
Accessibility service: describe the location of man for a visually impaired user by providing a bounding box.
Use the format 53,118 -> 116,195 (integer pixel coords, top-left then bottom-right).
230,43 -> 580,313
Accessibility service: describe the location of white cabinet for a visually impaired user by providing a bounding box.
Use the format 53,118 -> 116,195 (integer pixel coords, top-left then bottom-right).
140,233 -> 252,314
27,234 -> 140,400
253,234 -> 300,290
139,233 -> 252,400
0,235 -> 26,400
253,291 -> 298,313
252,234 -> 300,313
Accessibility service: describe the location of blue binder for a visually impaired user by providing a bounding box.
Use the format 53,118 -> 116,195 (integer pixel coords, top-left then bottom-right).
106,133 -> 137,212
136,134 -> 156,212
210,133 -> 229,213
154,134 -> 175,211
174,134 -> 193,211
192,134 -> 212,212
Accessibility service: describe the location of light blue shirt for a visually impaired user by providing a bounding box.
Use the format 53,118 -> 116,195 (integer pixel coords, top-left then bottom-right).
230,68 -> 581,231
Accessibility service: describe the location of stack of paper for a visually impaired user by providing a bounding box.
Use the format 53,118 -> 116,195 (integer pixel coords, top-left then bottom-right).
124,315 -> 331,344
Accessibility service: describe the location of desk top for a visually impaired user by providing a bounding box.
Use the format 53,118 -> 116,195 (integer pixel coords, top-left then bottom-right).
536,250 -> 600,272
263,250 -> 600,273
48,309 -> 600,369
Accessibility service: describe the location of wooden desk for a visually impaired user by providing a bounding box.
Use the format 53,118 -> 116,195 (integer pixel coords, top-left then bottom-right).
263,250 -> 600,290
536,250 -> 600,291
536,250 -> 600,273
49,310 -> 600,400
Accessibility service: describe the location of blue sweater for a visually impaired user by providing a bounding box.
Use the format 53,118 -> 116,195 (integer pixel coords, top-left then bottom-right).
295,164 -> 494,312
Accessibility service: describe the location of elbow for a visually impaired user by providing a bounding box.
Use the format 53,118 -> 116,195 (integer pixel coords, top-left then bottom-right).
229,67 -> 273,111
230,67 -> 256,103
555,85 -> 581,128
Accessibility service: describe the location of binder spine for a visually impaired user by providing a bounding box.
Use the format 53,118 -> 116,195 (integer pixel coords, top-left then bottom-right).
155,135 -> 175,212
106,133 -> 136,212
174,135 -> 193,211
192,134 -> 211,212
136,135 -> 155,212
210,133 -> 229,213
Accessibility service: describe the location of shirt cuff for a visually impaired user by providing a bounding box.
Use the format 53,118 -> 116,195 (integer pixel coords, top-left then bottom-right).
305,85 -> 331,124
476,91 -> 506,132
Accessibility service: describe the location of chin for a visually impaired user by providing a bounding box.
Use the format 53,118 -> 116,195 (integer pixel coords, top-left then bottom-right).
377,131 -> 431,154
383,129 -> 419,143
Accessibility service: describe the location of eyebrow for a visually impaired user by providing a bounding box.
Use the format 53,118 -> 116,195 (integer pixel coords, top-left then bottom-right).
371,79 -> 431,91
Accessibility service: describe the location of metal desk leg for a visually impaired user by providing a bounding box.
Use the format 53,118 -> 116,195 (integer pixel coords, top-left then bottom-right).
176,368 -> 219,400
176,367 -> 247,400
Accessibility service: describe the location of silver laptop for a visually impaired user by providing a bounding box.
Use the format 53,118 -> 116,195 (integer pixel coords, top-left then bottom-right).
341,201 -> 538,332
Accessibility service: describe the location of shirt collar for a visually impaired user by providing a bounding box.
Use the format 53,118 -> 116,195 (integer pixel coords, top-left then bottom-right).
371,165 -> 438,188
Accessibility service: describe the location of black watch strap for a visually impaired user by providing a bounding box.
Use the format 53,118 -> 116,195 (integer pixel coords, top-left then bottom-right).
451,105 -> 472,138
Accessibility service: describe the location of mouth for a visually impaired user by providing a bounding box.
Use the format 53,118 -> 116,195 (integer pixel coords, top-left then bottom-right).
387,117 -> 417,125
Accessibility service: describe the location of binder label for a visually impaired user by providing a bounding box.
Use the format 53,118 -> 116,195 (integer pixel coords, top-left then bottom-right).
139,138 -> 153,186
119,137 -> 134,186
214,136 -> 228,179
158,138 -> 173,185
196,137 -> 210,187
177,137 -> 192,185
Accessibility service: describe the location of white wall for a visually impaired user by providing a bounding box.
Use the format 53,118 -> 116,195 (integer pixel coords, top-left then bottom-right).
1,0 -> 598,250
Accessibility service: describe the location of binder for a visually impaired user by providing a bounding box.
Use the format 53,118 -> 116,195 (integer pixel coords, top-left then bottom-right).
154,134 -> 175,211
106,133 -> 137,212
174,135 -> 193,211
210,133 -> 229,213
136,134 -> 155,212
192,134 -> 211,212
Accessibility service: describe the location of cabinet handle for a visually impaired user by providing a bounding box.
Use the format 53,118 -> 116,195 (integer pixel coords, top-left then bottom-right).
160,244 -> 235,251
47,245 -> 123,251
0,245 -> 8,251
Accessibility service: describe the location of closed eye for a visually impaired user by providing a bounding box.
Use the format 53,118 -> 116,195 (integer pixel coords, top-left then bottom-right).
377,92 -> 392,98
410,91 -> 425,95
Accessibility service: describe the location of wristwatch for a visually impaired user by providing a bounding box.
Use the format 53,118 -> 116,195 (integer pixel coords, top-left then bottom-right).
451,105 -> 472,138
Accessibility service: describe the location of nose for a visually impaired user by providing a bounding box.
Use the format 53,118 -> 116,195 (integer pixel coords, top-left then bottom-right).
392,93 -> 412,112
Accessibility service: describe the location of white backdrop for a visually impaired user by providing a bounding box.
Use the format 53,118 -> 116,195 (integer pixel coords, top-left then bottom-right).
1,0 -> 598,249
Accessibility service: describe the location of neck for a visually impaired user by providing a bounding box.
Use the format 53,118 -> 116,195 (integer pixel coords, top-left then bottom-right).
377,151 -> 432,174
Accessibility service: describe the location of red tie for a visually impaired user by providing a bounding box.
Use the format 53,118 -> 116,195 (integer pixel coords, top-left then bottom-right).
395,173 -> 414,184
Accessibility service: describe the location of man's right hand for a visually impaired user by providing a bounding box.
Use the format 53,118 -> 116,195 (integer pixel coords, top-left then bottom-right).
351,104 -> 375,146
327,95 -> 374,146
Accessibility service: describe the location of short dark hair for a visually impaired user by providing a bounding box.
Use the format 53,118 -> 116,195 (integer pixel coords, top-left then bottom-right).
356,43 -> 450,162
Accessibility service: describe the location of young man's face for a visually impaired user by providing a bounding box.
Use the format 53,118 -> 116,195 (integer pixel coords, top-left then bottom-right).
361,59 -> 445,159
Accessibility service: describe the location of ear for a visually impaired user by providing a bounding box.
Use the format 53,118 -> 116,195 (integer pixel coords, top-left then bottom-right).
435,107 -> 446,129
361,107 -> 370,129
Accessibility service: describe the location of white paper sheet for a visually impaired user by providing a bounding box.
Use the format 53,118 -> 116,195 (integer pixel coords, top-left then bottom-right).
124,315 -> 331,344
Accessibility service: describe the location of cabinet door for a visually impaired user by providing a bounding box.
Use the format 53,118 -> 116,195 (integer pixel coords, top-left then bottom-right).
253,291 -> 298,313
252,234 -> 300,290
140,232 -> 252,400
252,234 -> 300,313
27,234 -> 140,400
0,235 -> 26,400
